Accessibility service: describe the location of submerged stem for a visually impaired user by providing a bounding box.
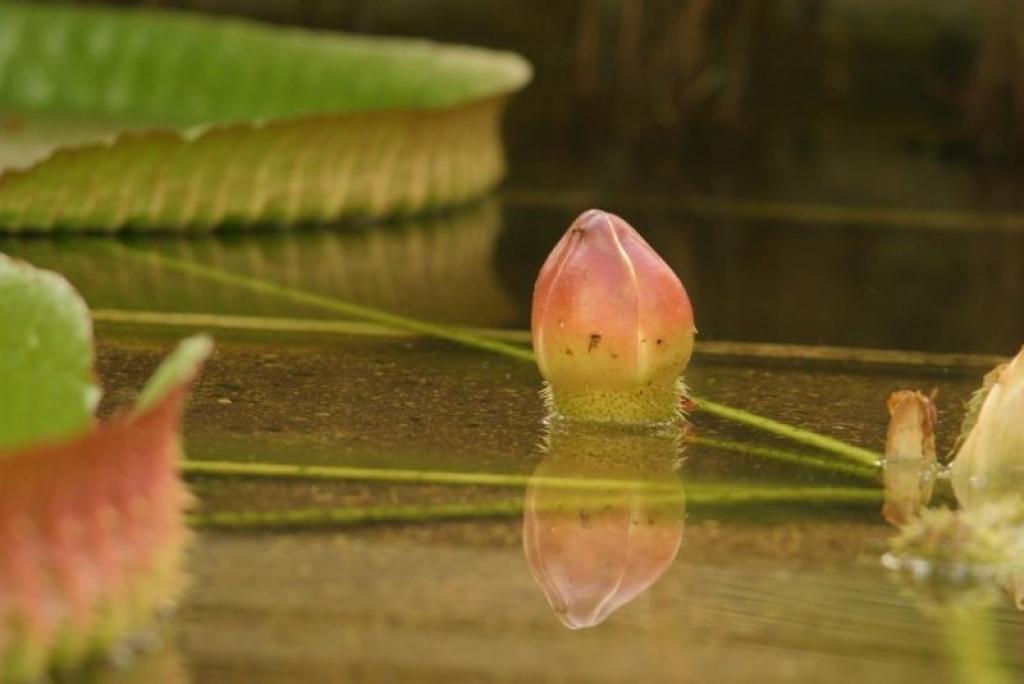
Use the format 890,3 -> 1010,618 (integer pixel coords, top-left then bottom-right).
92,308 -> 534,343
685,484 -> 881,505
183,459 -> 879,501
690,436 -> 878,480
188,485 -> 880,530
183,432 -> 876,490
125,247 -> 882,465
119,246 -> 534,361
181,459 -> 674,492
693,400 -> 881,469
188,500 -> 523,529
942,608 -> 1012,684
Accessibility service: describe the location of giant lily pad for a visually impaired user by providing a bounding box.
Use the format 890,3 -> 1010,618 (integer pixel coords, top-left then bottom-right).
0,257 -> 211,681
0,2 -> 531,232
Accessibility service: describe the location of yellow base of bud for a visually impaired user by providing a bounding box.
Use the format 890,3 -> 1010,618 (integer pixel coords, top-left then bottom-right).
542,380 -> 686,426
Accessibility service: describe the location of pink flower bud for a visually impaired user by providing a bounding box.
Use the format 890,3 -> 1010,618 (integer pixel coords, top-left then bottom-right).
532,209 -> 695,424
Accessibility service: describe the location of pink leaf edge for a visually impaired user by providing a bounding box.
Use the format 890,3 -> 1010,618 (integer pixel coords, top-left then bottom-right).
0,381 -> 195,681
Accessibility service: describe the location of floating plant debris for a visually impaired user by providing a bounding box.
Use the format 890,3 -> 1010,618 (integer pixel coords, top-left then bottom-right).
884,500 -> 1024,610
883,346 -> 1024,610
882,390 -> 938,526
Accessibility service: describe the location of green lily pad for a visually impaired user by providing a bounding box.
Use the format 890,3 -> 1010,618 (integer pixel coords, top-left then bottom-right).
0,254 -> 97,450
0,2 -> 531,232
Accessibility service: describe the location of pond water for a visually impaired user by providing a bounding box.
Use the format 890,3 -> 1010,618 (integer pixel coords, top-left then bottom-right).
3,190 -> 1022,682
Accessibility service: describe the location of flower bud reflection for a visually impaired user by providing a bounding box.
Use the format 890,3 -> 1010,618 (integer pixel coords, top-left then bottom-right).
522,426 -> 685,629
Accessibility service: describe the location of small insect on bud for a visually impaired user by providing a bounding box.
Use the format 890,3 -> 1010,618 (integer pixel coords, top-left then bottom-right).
531,209 -> 695,424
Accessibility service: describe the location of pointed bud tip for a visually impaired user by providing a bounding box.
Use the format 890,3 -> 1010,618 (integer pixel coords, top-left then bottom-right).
570,209 -> 643,241
574,208 -> 618,228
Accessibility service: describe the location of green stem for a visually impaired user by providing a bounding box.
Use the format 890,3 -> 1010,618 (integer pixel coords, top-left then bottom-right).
942,608 -> 1012,684
94,308 -> 1004,370
91,308 -> 535,344
181,458 -> 878,490
693,400 -> 881,468
188,500 -> 523,529
188,485 -> 880,530
690,436 -> 878,480
125,246 -> 882,466
685,484 -> 881,505
118,246 -> 534,362
182,459 -> 677,492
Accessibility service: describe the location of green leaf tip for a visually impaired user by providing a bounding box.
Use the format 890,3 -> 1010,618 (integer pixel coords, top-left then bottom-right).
136,335 -> 214,413
0,253 -> 98,451
0,254 -> 212,453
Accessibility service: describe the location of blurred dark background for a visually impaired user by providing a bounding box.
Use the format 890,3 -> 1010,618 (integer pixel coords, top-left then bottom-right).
59,0 -> 1024,210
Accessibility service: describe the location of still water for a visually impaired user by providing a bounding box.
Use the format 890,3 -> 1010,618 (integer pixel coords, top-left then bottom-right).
4,2 -> 1024,673
3,189 -> 1020,681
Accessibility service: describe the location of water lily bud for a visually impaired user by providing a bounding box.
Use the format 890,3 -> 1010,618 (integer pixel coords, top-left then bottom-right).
532,209 -> 695,424
951,346 -> 1024,510
522,426 -> 685,629
882,390 -> 937,526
